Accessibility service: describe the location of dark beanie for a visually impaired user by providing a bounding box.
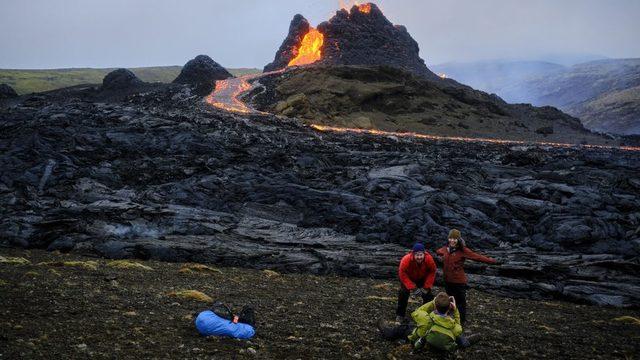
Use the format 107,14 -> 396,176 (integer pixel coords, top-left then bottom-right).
412,243 -> 425,252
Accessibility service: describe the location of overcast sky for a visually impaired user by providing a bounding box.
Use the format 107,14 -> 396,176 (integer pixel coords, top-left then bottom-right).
1,0 -> 639,69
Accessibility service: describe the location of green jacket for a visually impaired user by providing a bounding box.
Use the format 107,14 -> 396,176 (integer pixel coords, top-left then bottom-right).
408,300 -> 463,342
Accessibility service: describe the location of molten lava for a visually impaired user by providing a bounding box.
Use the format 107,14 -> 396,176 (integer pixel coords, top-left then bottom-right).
439,73 -> 447,79
340,1 -> 373,13
288,28 -> 324,67
357,3 -> 372,13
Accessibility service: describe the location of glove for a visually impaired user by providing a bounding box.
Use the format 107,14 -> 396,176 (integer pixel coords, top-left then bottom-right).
411,288 -> 422,298
421,288 -> 432,296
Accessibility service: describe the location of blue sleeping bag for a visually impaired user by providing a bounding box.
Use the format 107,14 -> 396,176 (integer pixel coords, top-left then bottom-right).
195,310 -> 255,339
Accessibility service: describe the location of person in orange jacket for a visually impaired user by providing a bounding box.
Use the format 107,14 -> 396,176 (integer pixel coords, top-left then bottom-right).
436,229 -> 497,324
396,243 -> 437,322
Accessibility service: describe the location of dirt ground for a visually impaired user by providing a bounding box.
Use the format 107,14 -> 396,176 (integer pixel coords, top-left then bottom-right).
1,248 -> 638,359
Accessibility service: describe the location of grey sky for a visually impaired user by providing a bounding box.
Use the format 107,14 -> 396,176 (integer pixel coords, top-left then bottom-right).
1,0 -> 639,69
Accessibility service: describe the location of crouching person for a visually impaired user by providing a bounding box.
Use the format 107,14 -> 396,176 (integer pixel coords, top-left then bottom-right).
379,292 -> 478,352
408,292 -> 467,351
396,243 -> 436,322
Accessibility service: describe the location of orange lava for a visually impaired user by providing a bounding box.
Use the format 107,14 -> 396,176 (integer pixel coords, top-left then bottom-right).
205,77 -> 253,113
309,124 -> 640,152
288,28 -> 324,67
357,3 -> 372,13
340,1 -> 373,13
206,69 -> 285,114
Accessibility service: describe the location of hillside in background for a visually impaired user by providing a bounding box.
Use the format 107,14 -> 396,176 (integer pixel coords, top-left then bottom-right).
250,65 -> 614,145
431,60 -> 566,102
0,66 -> 260,95
435,58 -> 640,135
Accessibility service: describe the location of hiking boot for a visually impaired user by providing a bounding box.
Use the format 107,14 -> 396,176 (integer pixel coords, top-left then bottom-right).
466,333 -> 482,345
456,335 -> 471,348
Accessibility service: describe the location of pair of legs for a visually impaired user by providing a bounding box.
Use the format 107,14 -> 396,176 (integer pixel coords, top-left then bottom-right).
396,279 -> 434,318
444,282 -> 467,324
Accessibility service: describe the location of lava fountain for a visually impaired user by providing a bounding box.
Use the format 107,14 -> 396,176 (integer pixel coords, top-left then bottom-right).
288,28 -> 324,67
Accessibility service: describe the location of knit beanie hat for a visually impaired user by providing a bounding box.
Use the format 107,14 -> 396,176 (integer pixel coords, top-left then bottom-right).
412,243 -> 425,252
448,229 -> 461,240
434,292 -> 451,313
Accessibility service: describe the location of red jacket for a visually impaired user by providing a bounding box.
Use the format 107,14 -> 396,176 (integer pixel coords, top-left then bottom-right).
436,246 -> 496,284
398,252 -> 436,290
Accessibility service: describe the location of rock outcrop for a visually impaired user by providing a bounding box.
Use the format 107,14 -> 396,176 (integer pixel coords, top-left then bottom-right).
101,69 -> 143,90
265,3 -> 440,80
0,84 -> 19,99
173,55 -> 233,95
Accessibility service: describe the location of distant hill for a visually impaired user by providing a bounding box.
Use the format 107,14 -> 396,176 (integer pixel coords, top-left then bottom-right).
434,58 -> 640,135
431,60 -> 566,102
0,66 -> 260,95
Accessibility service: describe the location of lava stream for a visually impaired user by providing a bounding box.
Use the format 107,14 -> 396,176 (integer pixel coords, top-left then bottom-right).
205,73 -> 640,152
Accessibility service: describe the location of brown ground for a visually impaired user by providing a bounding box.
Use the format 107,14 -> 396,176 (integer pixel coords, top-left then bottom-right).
1,248 -> 639,359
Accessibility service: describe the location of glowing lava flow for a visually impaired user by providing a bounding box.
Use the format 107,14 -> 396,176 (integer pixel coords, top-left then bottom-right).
310,124 -> 640,152
206,70 -> 285,114
357,3 -> 372,13
340,1 -> 373,13
288,28 -> 324,67
205,73 -> 640,152
205,77 -> 253,113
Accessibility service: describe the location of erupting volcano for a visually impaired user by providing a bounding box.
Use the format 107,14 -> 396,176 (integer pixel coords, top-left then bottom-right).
264,3 -> 440,80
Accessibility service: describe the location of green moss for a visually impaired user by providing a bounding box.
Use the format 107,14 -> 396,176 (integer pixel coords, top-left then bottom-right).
167,290 -> 213,303
38,260 -> 99,270
107,260 -> 153,271
0,256 -> 31,265
179,263 -> 222,274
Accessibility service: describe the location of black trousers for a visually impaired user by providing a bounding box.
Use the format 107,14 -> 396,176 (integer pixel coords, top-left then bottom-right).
444,283 -> 468,324
396,279 -> 434,317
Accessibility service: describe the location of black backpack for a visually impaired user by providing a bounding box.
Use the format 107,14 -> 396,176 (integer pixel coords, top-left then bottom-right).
210,301 -> 256,327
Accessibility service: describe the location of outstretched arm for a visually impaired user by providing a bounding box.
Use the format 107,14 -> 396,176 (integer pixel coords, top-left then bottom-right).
463,247 -> 497,264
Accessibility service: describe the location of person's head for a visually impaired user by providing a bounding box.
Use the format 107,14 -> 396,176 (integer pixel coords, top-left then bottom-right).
412,243 -> 425,263
434,292 -> 451,313
448,229 -> 462,248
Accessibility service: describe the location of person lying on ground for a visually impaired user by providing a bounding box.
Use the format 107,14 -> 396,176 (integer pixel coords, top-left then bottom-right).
195,301 -> 256,339
396,242 -> 437,322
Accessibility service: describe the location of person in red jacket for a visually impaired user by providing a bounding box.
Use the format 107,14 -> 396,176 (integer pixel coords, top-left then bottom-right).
436,229 -> 497,324
396,243 -> 437,322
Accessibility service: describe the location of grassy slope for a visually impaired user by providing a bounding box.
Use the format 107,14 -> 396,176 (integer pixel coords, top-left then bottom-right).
0,67 -> 261,95
1,248 -> 639,359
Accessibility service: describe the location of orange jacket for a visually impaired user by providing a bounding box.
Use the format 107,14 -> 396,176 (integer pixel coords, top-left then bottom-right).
436,246 -> 496,284
398,252 -> 437,290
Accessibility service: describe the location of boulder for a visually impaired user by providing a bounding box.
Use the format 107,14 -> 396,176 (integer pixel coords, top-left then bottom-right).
0,83 -> 19,99
101,69 -> 143,90
173,55 -> 233,96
